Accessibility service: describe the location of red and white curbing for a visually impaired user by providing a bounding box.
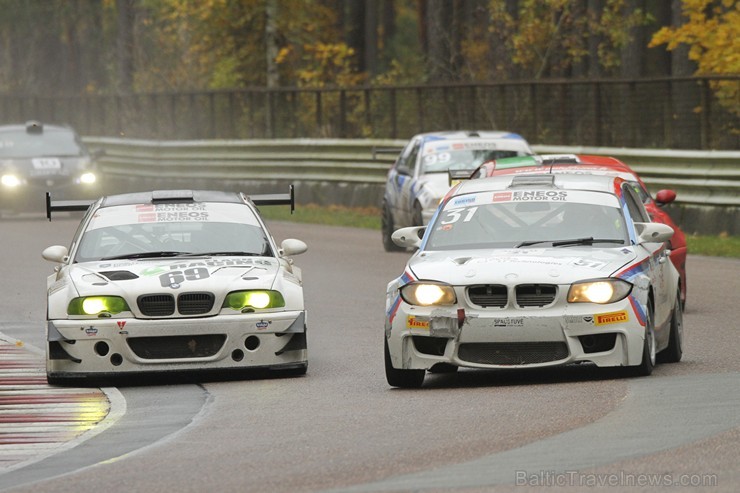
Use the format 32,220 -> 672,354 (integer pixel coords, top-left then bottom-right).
0,335 -> 125,473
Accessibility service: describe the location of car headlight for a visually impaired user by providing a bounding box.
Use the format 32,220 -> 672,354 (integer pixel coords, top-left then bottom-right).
400,282 -> 457,306
1,174 -> 21,187
79,172 -> 96,184
224,290 -> 285,311
567,279 -> 632,304
68,296 -> 130,316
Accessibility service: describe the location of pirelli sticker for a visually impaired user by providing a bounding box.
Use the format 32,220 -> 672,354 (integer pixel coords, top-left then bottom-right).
595,310 -> 629,326
407,316 -> 430,330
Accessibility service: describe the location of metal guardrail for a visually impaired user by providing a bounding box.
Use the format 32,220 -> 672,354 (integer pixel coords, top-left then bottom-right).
83,137 -> 739,208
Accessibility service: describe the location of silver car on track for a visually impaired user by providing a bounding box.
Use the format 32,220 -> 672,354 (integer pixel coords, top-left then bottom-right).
42,188 -> 308,385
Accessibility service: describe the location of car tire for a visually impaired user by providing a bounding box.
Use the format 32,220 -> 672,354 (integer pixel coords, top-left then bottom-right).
384,338 -> 424,388
412,202 -> 423,227
631,299 -> 655,377
382,203 -> 403,252
657,291 -> 683,364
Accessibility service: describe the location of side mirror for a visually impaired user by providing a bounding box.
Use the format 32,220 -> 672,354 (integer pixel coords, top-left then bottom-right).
634,222 -> 674,244
391,226 -> 426,249
655,189 -> 676,206
280,239 -> 307,256
42,245 -> 69,263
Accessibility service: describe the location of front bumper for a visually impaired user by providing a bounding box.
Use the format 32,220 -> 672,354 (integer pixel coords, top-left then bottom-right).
47,310 -> 307,377
386,300 -> 644,371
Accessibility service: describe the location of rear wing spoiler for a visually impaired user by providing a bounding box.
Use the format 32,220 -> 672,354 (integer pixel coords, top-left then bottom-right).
46,185 -> 296,221
46,192 -> 94,221
249,184 -> 295,214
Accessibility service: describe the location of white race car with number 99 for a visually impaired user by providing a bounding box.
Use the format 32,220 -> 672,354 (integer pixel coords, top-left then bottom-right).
384,173 -> 683,388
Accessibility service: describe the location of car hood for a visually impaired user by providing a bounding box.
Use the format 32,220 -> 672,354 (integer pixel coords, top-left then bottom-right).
0,156 -> 88,177
407,246 -> 636,285
68,256 -> 280,296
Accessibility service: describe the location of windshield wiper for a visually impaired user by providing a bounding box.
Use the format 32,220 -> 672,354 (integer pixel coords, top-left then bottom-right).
515,240 -> 551,248
552,237 -> 625,247
100,251 -> 191,260
182,251 -> 266,257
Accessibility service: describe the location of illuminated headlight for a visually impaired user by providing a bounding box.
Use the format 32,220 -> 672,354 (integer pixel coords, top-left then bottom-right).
79,172 -> 96,184
1,174 -> 21,187
68,296 -> 129,316
400,282 -> 457,306
568,279 -> 632,304
224,290 -> 285,311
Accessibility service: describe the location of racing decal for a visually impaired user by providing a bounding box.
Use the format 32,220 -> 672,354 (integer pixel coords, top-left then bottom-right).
565,315 -> 595,324
255,320 -> 271,330
451,196 -> 476,207
117,321 -> 126,329
407,316 -> 430,330
493,317 -> 524,327
84,327 -> 98,336
571,259 -> 608,269
387,270 -> 416,325
159,267 -> 209,288
493,192 -> 512,202
440,206 -> 478,225
628,295 -> 647,327
594,310 -> 629,326
511,190 -> 568,202
136,203 -> 209,223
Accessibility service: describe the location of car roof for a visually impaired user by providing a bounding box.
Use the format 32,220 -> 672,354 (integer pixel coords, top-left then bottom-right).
453,171 -> 621,197
489,154 -> 636,174
415,130 -> 529,143
0,121 -> 77,135
99,190 -> 246,208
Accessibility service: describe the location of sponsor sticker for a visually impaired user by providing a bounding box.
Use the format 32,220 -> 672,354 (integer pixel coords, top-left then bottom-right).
493,191 -> 512,202
493,317 -> 524,327
407,316 -> 430,330
595,310 -> 629,326
256,320 -> 270,330
84,327 -> 98,336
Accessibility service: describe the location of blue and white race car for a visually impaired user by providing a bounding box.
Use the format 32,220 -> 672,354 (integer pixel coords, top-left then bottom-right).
42,189 -> 308,385
384,173 -> 683,388
381,130 -> 533,251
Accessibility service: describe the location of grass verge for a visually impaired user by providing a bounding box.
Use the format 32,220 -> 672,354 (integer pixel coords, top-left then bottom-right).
261,204 -> 740,259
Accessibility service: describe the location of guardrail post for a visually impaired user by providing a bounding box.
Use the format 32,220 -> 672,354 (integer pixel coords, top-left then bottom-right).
699,78 -> 710,150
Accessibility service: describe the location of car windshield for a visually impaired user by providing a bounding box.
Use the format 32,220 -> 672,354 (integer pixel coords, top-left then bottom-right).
0,128 -> 84,158
74,202 -> 272,262
420,139 -> 528,174
425,189 -> 629,251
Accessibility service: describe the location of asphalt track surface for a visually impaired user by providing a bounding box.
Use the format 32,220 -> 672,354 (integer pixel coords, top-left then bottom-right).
1,214 -> 739,493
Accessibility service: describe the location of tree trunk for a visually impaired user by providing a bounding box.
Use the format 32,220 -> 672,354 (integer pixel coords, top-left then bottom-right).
364,0 -> 379,76
116,0 -> 135,94
265,0 -> 279,88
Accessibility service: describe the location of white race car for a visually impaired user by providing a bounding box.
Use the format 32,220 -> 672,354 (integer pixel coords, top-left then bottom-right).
385,173 -> 683,388
381,130 -> 533,251
42,189 -> 308,385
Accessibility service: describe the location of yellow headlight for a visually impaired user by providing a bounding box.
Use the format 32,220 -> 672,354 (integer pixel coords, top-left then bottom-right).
568,279 -> 632,304
400,282 -> 457,306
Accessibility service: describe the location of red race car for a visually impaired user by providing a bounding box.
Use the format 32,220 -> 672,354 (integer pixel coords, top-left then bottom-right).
468,154 -> 687,309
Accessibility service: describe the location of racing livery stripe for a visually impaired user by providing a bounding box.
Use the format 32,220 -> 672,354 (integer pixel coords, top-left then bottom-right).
628,294 -> 646,327
387,270 -> 416,324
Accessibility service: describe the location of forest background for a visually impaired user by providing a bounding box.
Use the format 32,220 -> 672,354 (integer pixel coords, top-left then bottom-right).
1,0 -> 737,96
